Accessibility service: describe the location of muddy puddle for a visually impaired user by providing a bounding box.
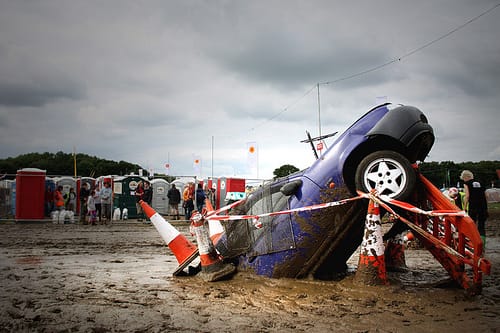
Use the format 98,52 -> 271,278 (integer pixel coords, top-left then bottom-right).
1,220 -> 499,332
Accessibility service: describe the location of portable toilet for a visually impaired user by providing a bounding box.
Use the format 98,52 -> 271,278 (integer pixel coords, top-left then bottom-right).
15,168 -> 46,220
225,178 -> 246,204
56,176 -> 77,197
44,178 -> 56,216
95,175 -> 114,193
77,177 -> 96,213
113,175 -> 148,218
10,180 -> 16,217
80,177 -> 96,191
151,178 -> 170,215
216,177 -> 245,208
0,180 -> 11,219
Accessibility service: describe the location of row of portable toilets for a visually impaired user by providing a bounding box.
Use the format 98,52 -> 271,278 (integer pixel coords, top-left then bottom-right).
0,168 -> 248,221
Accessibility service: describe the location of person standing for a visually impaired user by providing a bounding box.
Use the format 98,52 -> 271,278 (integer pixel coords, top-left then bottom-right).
195,183 -> 206,212
54,186 -> 65,211
100,181 -> 113,224
460,170 -> 489,245
45,184 -> 54,216
87,190 -> 97,225
183,183 -> 194,220
142,182 -> 153,223
134,181 -> 145,221
66,187 -> 77,212
167,184 -> 181,220
79,183 -> 90,224
94,184 -> 102,223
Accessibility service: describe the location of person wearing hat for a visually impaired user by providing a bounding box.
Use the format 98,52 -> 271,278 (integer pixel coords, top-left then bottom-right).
460,170 -> 488,245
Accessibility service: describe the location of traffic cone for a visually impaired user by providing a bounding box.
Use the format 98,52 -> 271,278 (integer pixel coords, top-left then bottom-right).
140,200 -> 199,276
204,199 -> 225,244
190,211 -> 236,282
384,231 -> 413,272
355,199 -> 388,285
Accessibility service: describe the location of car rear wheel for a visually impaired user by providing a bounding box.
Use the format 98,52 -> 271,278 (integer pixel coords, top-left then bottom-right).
355,150 -> 416,200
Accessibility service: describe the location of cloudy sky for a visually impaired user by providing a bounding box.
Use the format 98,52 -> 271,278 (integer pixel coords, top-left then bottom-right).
0,1 -> 499,179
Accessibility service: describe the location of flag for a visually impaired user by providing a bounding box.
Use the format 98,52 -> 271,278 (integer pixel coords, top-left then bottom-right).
247,142 -> 258,170
193,155 -> 202,175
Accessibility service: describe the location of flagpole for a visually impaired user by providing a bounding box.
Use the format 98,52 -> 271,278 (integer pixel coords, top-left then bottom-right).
211,136 -> 214,180
73,146 -> 77,178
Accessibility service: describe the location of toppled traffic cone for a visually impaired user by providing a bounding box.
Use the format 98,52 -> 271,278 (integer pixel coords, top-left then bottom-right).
385,231 -> 413,272
191,211 -> 236,282
355,199 -> 388,285
139,200 -> 199,276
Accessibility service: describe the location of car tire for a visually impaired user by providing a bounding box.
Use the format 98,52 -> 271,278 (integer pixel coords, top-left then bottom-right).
355,150 -> 416,200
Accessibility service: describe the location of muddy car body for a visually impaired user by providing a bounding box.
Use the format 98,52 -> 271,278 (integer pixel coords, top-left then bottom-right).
215,103 -> 435,279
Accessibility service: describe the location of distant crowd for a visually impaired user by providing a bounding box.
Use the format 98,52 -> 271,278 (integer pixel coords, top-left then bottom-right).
47,181 -> 113,225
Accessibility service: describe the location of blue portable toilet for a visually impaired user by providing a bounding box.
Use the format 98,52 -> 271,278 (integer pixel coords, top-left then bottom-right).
45,178 -> 56,216
10,180 -> 16,217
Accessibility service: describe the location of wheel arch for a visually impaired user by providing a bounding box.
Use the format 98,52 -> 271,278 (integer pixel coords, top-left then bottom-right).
343,135 -> 408,195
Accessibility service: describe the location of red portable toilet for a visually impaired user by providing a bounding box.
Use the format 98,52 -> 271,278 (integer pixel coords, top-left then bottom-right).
224,178 -> 246,204
226,178 -> 245,193
15,168 -> 46,220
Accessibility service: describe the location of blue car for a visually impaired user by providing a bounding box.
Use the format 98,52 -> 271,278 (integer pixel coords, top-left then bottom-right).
215,103 -> 435,279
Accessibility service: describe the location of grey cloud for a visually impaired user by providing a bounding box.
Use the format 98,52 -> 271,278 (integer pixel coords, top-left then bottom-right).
0,81 -> 85,107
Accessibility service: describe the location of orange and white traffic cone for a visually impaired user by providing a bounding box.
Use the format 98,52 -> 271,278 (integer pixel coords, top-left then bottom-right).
355,199 -> 388,285
204,198 -> 225,245
140,200 -> 199,276
190,211 -> 236,282
385,231 -> 413,272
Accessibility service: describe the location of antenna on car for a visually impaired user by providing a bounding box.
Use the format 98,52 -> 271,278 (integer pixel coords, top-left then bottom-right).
301,131 -> 338,160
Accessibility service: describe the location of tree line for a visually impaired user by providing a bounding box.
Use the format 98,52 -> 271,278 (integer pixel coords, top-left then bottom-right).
0,152 -> 144,179
419,160 -> 499,189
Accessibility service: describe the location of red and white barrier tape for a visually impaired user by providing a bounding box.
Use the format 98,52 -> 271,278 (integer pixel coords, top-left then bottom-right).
372,192 -> 467,217
205,195 -> 365,223
202,190 -> 467,226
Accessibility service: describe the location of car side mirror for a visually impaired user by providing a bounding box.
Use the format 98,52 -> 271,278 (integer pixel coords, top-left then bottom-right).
280,180 -> 303,196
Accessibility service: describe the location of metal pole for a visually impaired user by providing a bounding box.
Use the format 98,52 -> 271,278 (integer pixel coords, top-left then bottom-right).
317,83 -> 322,139
211,136 -> 214,180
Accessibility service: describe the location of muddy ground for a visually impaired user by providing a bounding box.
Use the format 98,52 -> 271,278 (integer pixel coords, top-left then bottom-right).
1,212 -> 499,333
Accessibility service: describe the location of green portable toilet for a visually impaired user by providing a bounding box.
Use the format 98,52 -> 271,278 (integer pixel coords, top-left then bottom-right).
113,175 -> 149,219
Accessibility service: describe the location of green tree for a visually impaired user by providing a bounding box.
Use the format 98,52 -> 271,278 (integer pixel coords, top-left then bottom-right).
0,152 -> 143,178
420,161 -> 500,188
273,164 -> 300,179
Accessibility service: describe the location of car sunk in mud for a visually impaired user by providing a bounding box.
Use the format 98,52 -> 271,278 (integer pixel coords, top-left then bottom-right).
214,103 -> 435,279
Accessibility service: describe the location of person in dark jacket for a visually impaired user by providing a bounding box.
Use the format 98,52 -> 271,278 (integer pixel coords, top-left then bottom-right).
461,170 -> 489,245
167,184 -> 181,220
195,183 -> 206,212
142,182 -> 153,223
134,181 -> 145,221
143,182 -> 153,205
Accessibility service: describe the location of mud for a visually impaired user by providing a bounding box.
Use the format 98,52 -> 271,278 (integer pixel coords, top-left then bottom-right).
1,216 -> 499,333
